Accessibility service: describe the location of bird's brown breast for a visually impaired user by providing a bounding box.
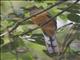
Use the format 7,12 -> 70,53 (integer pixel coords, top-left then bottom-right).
31,11 -> 57,37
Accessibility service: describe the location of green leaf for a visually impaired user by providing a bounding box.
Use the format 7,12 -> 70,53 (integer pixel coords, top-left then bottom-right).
67,13 -> 80,23
59,14 -> 68,21
13,26 -> 24,35
1,20 -> 14,29
40,3 -> 48,9
49,7 -> 60,16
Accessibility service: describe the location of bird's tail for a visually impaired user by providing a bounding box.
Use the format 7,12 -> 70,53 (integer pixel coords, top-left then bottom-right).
43,33 -> 59,54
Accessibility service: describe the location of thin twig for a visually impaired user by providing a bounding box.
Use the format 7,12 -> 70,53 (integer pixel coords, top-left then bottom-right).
58,25 -> 78,60
63,24 -> 79,54
57,23 -> 73,31
0,1 -> 67,37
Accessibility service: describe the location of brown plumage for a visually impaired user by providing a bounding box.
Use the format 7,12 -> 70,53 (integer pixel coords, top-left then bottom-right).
28,6 -> 57,37
28,6 -> 59,54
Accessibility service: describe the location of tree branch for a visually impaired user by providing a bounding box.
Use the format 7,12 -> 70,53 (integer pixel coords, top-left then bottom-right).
14,0 -> 79,36
57,23 -> 73,31
1,0 -> 79,37
0,1 -> 67,37
58,25 -> 77,60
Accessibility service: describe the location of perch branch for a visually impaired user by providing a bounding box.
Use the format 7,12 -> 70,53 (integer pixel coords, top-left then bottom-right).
0,1 -> 67,37
15,0 -> 79,36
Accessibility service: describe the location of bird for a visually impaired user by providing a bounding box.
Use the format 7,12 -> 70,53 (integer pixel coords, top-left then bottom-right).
27,6 -> 59,54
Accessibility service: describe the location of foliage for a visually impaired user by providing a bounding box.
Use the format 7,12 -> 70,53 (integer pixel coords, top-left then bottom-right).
58,2 -> 80,22
67,13 -> 80,23
0,1 -> 80,60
